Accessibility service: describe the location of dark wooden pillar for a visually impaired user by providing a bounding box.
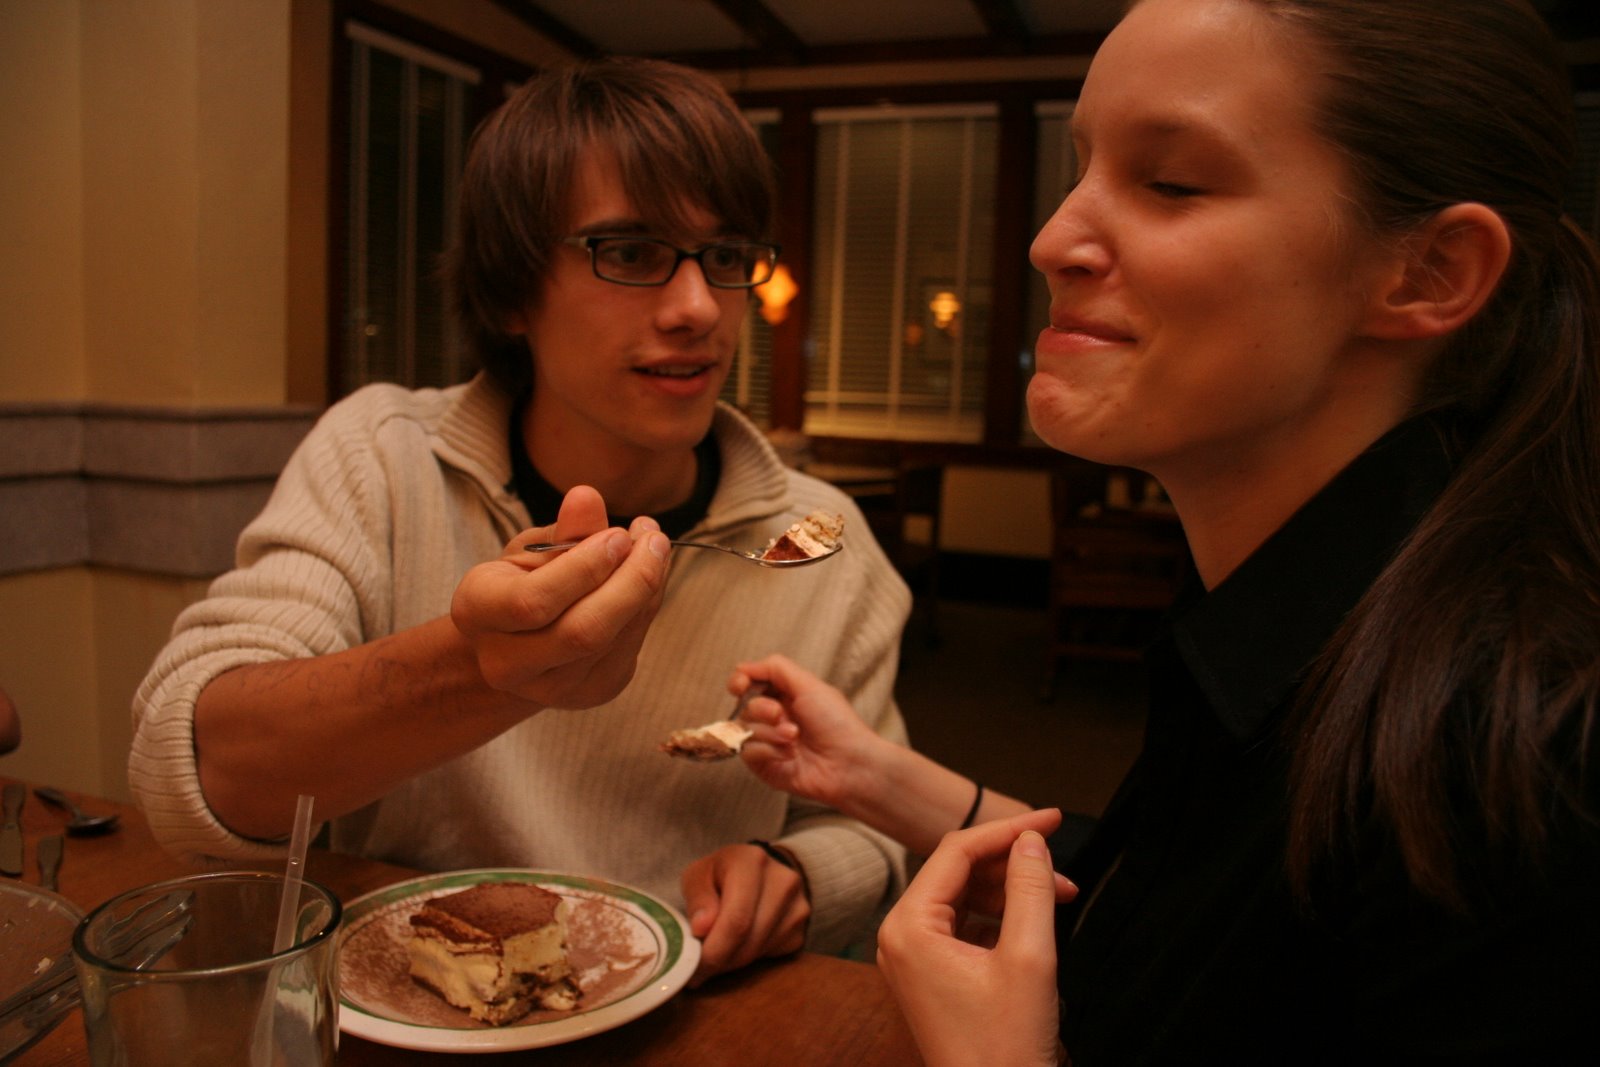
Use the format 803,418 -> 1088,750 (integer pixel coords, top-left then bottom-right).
984,90 -> 1036,446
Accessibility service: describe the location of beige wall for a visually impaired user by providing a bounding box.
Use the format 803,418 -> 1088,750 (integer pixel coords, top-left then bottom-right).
2,2 -> 86,402
80,0 -> 292,406
0,572 -> 208,801
2,0 -> 298,408
1,0 -> 306,799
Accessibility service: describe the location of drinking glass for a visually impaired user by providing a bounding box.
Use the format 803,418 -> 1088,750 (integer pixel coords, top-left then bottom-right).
73,871 -> 341,1067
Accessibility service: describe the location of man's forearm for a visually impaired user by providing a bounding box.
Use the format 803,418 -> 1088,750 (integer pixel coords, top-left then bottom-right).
194,615 -> 534,838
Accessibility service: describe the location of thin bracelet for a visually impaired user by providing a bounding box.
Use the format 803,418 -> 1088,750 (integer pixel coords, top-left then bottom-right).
959,781 -> 985,830
747,839 -> 796,870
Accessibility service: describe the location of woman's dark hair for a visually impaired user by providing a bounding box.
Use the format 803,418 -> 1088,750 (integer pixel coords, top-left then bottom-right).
445,57 -> 775,395
1242,0 -> 1600,910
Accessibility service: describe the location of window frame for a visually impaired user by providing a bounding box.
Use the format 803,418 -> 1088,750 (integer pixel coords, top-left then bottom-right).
326,0 -> 532,402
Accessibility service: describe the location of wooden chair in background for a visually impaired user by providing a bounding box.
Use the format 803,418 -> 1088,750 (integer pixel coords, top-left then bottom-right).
1042,464 -> 1189,699
851,462 -> 944,648
790,436 -> 945,647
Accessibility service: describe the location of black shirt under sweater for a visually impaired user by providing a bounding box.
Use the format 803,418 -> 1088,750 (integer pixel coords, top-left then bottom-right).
1052,419 -> 1600,1064
506,393 -> 721,538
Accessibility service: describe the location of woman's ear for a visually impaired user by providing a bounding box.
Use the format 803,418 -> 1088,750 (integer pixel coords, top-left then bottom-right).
1362,203 -> 1512,341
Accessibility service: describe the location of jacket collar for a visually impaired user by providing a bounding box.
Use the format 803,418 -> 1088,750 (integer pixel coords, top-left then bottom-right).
1169,418 -> 1455,741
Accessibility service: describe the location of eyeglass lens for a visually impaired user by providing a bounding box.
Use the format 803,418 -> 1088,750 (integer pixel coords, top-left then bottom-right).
591,238 -> 776,287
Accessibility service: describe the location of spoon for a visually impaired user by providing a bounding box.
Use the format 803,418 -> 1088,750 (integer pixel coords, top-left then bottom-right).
526,539 -> 842,568
659,682 -> 772,762
727,680 -> 771,720
33,787 -> 120,836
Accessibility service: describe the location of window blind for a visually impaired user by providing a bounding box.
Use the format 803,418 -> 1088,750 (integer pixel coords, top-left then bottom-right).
805,105 -> 997,442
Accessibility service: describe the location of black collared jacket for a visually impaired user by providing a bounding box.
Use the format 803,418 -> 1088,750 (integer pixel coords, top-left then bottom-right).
1054,419 -> 1600,1065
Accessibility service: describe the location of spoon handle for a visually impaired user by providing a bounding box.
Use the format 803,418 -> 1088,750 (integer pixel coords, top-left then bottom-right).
33,786 -> 77,816
38,834 -> 62,890
729,680 -> 772,721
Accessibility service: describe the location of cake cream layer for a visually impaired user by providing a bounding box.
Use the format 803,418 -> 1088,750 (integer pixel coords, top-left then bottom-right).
407,882 -> 578,1024
662,719 -> 754,761
763,511 -> 844,560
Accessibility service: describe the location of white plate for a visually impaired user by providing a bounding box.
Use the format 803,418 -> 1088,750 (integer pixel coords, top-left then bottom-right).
0,881 -> 85,1061
337,868 -> 698,1052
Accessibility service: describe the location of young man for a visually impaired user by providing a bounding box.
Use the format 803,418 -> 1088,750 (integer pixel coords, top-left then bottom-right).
130,58 -> 910,982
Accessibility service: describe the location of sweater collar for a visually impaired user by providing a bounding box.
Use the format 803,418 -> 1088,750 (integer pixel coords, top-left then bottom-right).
428,373 -> 794,536
432,373 -> 522,516
1168,417 -> 1455,741
696,404 -> 794,536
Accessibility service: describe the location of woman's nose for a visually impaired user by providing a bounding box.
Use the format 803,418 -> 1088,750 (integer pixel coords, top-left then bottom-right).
1030,184 -> 1111,278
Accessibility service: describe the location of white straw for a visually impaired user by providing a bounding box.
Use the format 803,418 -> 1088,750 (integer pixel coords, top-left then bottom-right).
271,794 -> 315,954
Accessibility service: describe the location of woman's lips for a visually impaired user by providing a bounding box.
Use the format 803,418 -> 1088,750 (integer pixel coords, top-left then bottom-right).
1036,317 -> 1134,361
1047,314 -> 1134,343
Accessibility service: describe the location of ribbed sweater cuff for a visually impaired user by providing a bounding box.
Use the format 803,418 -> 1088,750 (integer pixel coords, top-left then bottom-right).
778,821 -> 902,955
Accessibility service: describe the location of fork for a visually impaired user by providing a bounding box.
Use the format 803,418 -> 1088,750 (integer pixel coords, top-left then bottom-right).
526,539 -> 842,568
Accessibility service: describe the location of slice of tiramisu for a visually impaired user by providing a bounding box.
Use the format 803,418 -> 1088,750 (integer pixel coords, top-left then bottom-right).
408,882 -> 581,1025
761,511 -> 844,561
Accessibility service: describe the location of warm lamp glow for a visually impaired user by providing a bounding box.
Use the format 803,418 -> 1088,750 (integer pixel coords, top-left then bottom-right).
929,290 -> 962,330
757,263 -> 799,325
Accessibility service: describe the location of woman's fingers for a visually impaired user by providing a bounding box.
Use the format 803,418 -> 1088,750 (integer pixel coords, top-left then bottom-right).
997,831 -> 1067,956
899,809 -> 1068,925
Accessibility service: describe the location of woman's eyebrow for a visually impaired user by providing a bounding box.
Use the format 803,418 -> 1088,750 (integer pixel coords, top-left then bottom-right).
1075,112 -> 1251,176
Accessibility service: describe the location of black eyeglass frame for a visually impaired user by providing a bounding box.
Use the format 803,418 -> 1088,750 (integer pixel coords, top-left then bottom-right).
562,235 -> 782,289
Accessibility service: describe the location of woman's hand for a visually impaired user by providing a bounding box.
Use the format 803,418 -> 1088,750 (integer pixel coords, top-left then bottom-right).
451,486 -> 670,710
877,809 -> 1076,1067
733,654 -> 888,811
734,654 -> 1039,855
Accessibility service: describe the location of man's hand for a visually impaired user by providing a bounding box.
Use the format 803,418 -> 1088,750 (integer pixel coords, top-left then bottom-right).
451,486 -> 670,709
681,842 -> 811,986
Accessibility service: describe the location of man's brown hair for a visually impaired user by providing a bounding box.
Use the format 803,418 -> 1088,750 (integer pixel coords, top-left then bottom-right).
446,57 -> 776,394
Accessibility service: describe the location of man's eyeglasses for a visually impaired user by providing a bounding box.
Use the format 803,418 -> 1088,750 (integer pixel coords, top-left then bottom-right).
563,235 -> 781,289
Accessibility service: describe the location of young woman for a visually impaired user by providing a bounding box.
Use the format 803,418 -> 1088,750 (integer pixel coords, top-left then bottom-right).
735,0 -> 1600,1061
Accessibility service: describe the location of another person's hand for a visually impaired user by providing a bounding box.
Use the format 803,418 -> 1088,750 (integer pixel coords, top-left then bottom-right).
733,654 -> 888,811
680,841 -> 810,986
451,486 -> 670,709
0,685 -> 20,755
876,809 -> 1075,1067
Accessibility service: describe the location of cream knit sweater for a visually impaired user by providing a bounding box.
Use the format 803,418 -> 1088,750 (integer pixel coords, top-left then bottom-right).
129,374 -> 911,952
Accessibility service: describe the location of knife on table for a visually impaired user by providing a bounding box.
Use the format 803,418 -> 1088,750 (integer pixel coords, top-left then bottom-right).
0,782 -> 24,876
37,834 -> 62,891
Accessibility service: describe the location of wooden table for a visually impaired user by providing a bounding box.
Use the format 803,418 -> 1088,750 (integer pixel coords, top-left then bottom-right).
2,778 -> 922,1066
